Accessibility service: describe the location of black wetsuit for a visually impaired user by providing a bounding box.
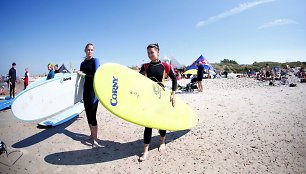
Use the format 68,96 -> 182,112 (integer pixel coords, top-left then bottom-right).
9,67 -> 16,98
139,60 -> 177,144
80,58 -> 100,126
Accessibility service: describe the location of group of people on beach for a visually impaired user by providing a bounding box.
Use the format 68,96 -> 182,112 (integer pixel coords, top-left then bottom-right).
255,63 -> 306,86
75,43 -> 177,161
5,43 -> 176,161
5,61 -> 61,98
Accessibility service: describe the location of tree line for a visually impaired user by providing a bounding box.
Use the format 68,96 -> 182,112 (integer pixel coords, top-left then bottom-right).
212,59 -> 306,73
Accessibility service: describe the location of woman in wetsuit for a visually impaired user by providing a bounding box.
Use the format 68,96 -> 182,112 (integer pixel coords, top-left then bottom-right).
139,43 -> 177,161
78,43 -> 101,148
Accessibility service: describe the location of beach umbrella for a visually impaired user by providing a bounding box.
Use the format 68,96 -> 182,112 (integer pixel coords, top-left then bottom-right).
183,69 -> 197,75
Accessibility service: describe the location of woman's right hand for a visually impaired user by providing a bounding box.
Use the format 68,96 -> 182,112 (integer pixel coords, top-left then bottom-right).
77,71 -> 86,77
170,91 -> 175,107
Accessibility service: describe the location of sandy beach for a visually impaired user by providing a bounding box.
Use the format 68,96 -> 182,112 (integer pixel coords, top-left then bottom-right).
0,77 -> 305,173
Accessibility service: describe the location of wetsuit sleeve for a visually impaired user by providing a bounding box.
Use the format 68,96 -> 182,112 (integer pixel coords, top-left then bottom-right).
168,68 -> 177,91
94,58 -> 100,71
139,64 -> 146,75
80,62 -> 84,72
8,69 -> 11,83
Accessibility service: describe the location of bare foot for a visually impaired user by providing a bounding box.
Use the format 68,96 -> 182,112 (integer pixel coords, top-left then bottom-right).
92,140 -> 103,148
158,143 -> 166,152
139,151 -> 149,161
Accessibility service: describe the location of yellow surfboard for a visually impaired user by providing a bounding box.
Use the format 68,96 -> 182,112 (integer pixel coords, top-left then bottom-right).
94,63 -> 198,130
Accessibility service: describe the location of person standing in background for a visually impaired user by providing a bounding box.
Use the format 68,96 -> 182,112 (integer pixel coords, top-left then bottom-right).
8,62 -> 17,98
46,63 -> 55,80
54,64 -> 59,73
196,61 -> 204,92
23,68 -> 30,89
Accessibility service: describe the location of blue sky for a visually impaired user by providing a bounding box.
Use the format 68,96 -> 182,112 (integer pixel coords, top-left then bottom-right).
1,0 -> 305,75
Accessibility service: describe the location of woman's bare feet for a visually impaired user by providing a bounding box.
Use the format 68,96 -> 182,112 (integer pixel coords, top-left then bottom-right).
139,144 -> 149,161
158,143 -> 166,152
139,151 -> 149,161
159,136 -> 166,152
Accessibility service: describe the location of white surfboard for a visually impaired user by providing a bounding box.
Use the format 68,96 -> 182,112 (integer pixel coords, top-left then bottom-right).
27,73 -> 66,89
11,73 -> 84,121
0,74 -> 68,110
38,101 -> 84,127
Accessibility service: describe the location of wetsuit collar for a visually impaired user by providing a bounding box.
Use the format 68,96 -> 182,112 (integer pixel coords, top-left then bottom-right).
150,60 -> 161,65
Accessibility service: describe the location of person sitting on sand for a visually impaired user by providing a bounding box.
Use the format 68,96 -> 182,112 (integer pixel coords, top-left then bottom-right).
265,64 -> 272,80
0,86 -> 5,95
138,43 -> 177,161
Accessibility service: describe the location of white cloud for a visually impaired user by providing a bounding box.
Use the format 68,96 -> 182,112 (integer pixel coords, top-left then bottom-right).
196,0 -> 276,27
258,18 -> 298,29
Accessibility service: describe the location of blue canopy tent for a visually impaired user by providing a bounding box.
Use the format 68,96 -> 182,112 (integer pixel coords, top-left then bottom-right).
184,54 -> 215,78
186,55 -> 214,71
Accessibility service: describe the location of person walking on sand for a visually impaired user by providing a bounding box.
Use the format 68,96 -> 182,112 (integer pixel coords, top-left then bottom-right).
46,64 -> 55,80
138,43 -> 177,161
77,43 -> 101,148
8,62 -> 17,98
196,61 -> 204,92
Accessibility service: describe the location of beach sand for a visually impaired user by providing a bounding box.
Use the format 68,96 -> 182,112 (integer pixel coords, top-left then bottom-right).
0,77 -> 305,173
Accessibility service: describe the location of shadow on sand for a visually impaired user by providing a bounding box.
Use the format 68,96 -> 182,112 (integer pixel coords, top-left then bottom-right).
44,129 -> 189,165
10,116 -> 189,165
12,116 -> 79,148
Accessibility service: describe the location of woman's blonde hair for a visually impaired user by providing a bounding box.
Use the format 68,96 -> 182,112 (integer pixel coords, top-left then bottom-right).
47,63 -> 53,69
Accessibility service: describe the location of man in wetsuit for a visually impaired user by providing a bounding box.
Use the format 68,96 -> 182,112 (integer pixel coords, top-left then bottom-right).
8,62 -> 17,98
